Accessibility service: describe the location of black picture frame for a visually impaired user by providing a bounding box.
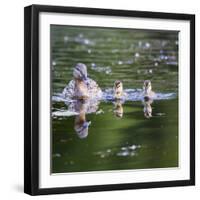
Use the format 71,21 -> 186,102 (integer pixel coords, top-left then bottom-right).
24,4 -> 195,196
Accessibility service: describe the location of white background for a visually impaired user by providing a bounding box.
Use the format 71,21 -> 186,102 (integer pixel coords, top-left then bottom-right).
0,0 -> 199,199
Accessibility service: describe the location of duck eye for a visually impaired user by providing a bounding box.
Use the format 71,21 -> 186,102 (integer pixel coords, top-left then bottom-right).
146,81 -> 151,86
116,84 -> 121,88
115,82 -> 121,87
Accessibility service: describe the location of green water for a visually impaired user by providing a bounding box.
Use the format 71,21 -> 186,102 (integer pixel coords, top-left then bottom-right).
51,25 -> 178,173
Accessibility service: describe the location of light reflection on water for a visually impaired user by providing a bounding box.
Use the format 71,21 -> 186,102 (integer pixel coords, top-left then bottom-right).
51,25 -> 178,173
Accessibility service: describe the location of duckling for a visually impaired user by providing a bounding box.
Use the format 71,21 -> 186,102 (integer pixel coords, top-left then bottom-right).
62,63 -> 102,100
113,80 -> 126,99
143,80 -> 155,100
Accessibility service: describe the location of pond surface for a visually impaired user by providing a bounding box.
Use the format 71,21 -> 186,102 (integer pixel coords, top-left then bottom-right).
51,25 -> 179,173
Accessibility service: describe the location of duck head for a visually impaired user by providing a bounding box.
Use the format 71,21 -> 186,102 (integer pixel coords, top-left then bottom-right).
114,80 -> 123,99
143,80 -> 152,94
73,63 -> 88,81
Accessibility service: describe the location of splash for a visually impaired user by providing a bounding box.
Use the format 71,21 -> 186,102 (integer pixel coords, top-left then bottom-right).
53,88 -> 176,104
101,88 -> 176,102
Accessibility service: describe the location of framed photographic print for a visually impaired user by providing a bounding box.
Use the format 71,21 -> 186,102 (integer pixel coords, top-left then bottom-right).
24,4 -> 195,195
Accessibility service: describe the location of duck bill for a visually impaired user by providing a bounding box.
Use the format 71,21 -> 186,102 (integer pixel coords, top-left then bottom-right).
82,75 -> 88,81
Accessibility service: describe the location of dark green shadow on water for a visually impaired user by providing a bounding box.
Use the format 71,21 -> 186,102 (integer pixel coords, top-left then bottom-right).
52,99 -> 178,173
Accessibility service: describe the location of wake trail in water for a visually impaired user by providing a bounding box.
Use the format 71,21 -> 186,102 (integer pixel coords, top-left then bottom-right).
52,88 -> 176,103
52,89 -> 176,117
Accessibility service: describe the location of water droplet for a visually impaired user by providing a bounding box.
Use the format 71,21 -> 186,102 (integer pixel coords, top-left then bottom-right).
117,151 -> 129,157
70,161 -> 74,165
84,39 -> 90,45
53,153 -> 61,158
100,154 -> 105,158
149,69 -> 153,74
52,61 -> 57,66
135,52 -> 140,58
112,49 -> 118,53
118,60 -> 123,65
138,41 -> 142,47
60,139 -> 67,142
129,145 -> 137,150
130,152 -> 136,156
156,113 -> 166,116
78,33 -> 83,38
96,109 -> 104,115
91,63 -> 96,67
64,36 -> 68,42
154,62 -> 158,66
105,69 -> 112,74
145,42 -> 151,48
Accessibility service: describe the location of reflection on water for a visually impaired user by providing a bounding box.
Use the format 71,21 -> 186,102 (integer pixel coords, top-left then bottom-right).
142,80 -> 154,119
73,101 -> 91,139
143,98 -> 153,119
51,25 -> 178,173
71,99 -> 98,139
113,100 -> 124,118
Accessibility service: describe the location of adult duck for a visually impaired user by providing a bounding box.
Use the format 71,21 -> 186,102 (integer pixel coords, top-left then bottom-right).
62,63 -> 102,100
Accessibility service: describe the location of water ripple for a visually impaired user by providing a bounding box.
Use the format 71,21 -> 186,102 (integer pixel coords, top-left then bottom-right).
52,89 -> 176,104
101,88 -> 176,102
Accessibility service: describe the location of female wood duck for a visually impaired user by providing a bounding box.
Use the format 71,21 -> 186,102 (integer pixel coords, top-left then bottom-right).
62,63 -> 102,100
113,80 -> 126,99
143,80 -> 155,100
